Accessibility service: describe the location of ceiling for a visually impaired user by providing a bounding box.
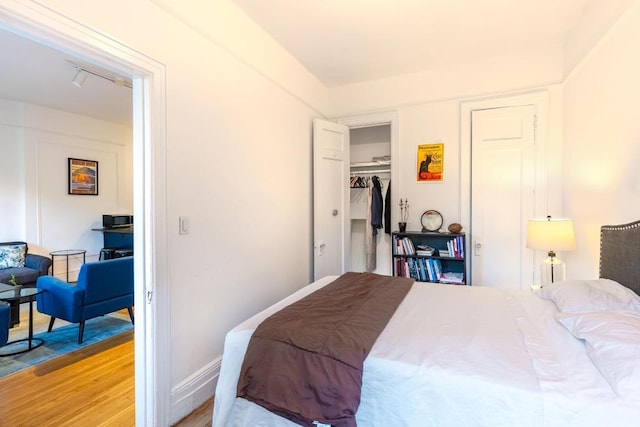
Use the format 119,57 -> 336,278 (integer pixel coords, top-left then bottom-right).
0,0 -> 591,125
232,0 -> 590,86
0,29 -> 133,125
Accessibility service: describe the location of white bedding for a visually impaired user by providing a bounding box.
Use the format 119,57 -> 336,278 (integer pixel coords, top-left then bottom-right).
213,276 -> 640,427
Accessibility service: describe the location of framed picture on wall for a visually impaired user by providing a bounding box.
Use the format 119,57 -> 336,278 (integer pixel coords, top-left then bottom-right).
417,143 -> 444,182
68,158 -> 99,195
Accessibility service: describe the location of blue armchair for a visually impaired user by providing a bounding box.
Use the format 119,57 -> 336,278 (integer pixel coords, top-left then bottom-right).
0,301 -> 9,347
36,256 -> 134,344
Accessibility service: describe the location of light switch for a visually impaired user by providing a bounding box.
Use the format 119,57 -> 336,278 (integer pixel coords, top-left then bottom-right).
179,216 -> 189,235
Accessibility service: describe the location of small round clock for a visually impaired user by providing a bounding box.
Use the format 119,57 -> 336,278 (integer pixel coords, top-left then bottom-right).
421,210 -> 443,232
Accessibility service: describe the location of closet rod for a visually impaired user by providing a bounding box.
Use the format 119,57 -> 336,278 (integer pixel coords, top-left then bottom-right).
350,169 -> 390,175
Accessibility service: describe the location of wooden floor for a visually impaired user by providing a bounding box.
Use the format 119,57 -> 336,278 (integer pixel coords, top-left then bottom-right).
0,308 -> 214,426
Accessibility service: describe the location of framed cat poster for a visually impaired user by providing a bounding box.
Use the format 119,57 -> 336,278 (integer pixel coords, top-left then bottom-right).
417,143 -> 444,182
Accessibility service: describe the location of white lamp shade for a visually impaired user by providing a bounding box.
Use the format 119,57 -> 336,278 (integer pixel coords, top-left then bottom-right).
527,218 -> 576,252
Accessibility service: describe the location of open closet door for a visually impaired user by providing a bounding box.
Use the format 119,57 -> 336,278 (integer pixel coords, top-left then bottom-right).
313,118 -> 350,280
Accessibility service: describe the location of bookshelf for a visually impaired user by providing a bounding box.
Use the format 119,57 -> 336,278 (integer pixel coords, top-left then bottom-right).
392,231 -> 467,285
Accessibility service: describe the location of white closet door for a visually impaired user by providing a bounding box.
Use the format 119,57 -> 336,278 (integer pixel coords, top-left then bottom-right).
313,118 -> 350,280
471,105 -> 536,289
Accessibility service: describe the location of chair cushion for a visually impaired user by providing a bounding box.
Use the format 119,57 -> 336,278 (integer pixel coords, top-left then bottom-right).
0,244 -> 26,269
0,268 -> 40,286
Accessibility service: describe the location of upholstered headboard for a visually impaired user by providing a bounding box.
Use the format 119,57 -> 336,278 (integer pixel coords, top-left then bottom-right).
600,219 -> 640,295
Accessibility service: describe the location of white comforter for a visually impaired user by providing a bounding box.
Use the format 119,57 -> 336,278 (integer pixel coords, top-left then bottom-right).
213,276 -> 639,427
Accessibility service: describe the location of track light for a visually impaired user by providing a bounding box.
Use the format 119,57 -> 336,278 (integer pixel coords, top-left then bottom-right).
72,69 -> 87,88
68,61 -> 132,89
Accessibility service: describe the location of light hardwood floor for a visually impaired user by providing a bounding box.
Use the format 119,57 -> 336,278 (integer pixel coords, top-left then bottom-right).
0,307 -> 214,426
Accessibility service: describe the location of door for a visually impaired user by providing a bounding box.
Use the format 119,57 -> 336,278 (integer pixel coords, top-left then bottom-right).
471,106 -> 536,288
313,118 -> 350,280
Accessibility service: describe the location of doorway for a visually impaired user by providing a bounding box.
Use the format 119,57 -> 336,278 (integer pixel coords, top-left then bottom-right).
349,124 -> 392,275
0,5 -> 169,425
312,111 -> 398,279
461,92 -> 550,289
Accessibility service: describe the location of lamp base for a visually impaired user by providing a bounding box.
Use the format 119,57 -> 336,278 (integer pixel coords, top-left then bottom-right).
541,256 -> 566,285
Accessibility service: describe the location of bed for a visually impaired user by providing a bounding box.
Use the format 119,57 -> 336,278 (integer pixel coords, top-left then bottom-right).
212,220 -> 640,427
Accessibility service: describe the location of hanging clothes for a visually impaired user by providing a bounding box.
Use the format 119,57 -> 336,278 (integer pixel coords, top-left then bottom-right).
365,180 -> 376,272
371,176 -> 383,235
384,180 -> 391,234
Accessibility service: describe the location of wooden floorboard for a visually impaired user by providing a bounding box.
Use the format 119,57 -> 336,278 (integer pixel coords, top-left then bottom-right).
0,306 -> 213,426
174,398 -> 214,427
0,330 -> 135,426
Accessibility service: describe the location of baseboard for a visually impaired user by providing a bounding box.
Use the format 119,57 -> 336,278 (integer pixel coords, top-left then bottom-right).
169,355 -> 221,425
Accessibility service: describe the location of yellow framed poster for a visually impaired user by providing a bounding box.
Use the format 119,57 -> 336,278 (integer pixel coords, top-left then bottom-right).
417,143 -> 443,182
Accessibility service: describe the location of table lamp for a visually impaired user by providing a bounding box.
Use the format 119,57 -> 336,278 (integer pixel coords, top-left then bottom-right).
526,216 -> 576,284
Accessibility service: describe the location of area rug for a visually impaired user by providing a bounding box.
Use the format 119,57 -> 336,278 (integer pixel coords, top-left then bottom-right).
0,315 -> 133,378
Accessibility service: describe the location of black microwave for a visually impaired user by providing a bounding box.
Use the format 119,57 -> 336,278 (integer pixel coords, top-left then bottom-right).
103,214 -> 133,228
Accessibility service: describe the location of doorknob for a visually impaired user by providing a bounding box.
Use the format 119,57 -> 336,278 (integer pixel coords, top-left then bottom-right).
474,242 -> 482,256
332,209 -> 339,216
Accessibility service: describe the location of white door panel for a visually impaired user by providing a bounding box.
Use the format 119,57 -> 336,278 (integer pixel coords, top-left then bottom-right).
313,118 -> 350,280
471,106 -> 536,288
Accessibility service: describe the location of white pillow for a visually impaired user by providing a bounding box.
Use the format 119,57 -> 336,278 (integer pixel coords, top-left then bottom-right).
537,279 -> 640,314
556,310 -> 640,401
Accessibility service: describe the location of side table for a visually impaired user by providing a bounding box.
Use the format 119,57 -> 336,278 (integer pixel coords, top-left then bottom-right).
50,249 -> 86,282
0,287 -> 44,356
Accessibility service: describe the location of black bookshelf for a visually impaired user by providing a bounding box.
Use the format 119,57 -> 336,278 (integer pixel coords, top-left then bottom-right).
392,231 -> 467,285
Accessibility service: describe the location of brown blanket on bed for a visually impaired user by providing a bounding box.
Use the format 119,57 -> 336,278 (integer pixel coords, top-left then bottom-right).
236,272 -> 414,427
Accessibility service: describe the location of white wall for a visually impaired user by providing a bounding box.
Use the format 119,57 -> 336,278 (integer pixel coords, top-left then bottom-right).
562,1 -> 640,279
21,0 -> 329,423
0,101 -> 26,239
329,47 -> 564,118
328,43 -> 570,235
0,99 -> 132,278
563,0 -> 636,77
332,84 -> 560,236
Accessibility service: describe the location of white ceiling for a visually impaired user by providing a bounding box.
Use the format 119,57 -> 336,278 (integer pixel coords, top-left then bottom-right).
0,0 -> 591,125
0,29 -> 133,125
232,0 -> 590,86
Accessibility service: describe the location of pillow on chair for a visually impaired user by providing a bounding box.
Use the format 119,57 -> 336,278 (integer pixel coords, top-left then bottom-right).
0,244 -> 26,269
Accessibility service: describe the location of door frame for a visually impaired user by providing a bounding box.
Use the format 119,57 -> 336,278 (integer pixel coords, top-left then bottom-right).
0,3 -> 169,425
460,91 -> 554,285
337,110 -> 400,229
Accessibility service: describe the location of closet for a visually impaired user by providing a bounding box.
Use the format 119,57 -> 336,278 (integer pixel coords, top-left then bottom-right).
349,125 -> 392,274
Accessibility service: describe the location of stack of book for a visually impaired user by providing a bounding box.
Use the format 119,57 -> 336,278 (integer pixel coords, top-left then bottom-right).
394,236 -> 416,255
395,258 -> 443,282
416,244 -> 434,256
445,236 -> 465,258
439,272 -> 465,285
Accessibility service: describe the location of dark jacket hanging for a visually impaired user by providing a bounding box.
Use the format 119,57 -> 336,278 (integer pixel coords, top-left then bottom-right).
384,180 -> 391,234
371,176 -> 383,235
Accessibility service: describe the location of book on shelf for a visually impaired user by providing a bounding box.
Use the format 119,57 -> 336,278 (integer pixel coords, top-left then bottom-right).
407,258 -> 418,280
417,258 -> 427,281
426,259 -> 436,281
432,259 -> 442,279
445,236 -> 465,258
394,235 -> 416,256
403,237 -> 416,255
